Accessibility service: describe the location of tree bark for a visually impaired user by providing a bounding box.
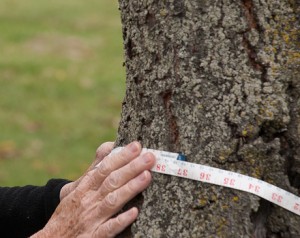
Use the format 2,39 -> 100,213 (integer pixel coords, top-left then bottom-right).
116,0 -> 300,237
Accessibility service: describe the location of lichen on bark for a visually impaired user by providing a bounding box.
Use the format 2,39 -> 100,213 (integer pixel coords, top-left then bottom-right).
116,0 -> 300,237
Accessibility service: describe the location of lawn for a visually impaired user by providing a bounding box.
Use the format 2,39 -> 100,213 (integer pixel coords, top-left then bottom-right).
0,0 -> 125,186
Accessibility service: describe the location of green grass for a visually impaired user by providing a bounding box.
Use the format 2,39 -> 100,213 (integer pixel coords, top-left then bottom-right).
0,0 -> 125,186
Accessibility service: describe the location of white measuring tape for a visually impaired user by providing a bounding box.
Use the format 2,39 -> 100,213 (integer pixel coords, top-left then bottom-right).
112,147 -> 300,216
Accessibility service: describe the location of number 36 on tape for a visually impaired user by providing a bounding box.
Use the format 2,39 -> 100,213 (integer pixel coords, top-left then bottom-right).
112,147 -> 300,216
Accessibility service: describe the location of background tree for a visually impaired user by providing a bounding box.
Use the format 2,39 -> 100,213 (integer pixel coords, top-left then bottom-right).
116,0 -> 300,237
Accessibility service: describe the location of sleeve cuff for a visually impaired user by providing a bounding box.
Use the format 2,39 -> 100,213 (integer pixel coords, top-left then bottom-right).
44,179 -> 71,220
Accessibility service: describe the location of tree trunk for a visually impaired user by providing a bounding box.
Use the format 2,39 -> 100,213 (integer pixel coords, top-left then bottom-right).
116,0 -> 300,237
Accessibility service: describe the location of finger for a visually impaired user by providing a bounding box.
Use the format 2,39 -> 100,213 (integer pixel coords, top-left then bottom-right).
94,207 -> 138,238
92,141 -> 142,184
76,141 -> 142,193
60,142 -> 116,200
96,170 -> 152,222
99,152 -> 155,197
59,182 -> 76,200
95,141 -> 141,169
90,142 -> 115,169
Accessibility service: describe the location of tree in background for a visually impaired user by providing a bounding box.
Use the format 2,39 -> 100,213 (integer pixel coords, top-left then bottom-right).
117,0 -> 300,237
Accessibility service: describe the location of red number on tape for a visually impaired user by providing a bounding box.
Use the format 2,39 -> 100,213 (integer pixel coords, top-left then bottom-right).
272,193 -> 283,203
224,178 -> 235,186
177,168 -> 188,177
294,203 -> 300,212
248,183 -> 260,193
156,164 -> 166,172
200,172 -> 211,181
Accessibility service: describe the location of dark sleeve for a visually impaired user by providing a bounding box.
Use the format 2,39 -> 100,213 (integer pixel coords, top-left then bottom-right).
0,179 -> 71,238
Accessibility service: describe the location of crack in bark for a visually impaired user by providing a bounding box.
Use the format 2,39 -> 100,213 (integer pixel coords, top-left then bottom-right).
240,1 -> 276,236
126,38 -> 133,60
250,199 -> 272,238
242,0 -> 258,29
162,90 -> 180,151
285,82 -> 300,191
241,0 -> 268,82
145,11 -> 156,29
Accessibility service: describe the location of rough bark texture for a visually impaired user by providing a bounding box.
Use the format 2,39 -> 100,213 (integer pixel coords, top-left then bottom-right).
116,0 -> 300,237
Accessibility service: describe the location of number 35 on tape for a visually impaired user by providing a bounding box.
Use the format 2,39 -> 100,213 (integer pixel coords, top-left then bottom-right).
114,147 -> 300,216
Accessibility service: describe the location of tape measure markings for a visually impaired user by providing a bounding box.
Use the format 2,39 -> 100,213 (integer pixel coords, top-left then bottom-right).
111,147 -> 300,216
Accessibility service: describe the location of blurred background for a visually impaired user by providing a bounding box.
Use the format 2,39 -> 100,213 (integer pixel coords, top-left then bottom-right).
0,0 -> 125,186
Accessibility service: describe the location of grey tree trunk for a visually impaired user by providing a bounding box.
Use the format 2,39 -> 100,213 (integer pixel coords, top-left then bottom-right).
116,0 -> 300,237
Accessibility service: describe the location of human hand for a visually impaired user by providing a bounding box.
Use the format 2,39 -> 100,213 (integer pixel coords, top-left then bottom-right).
59,141 -> 115,200
31,141 -> 155,238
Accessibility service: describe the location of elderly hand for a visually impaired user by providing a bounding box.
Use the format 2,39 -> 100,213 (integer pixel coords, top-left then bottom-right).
31,141 -> 155,238
59,141 -> 116,201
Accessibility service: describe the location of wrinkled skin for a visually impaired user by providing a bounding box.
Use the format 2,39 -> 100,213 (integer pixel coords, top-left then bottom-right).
31,141 -> 155,238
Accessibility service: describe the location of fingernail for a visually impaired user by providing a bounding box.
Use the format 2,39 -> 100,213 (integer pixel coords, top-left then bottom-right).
95,161 -> 102,168
142,153 -> 153,164
127,142 -> 139,153
138,171 -> 147,181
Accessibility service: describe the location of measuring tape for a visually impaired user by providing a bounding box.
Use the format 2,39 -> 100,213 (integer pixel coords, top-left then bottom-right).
112,147 -> 300,216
